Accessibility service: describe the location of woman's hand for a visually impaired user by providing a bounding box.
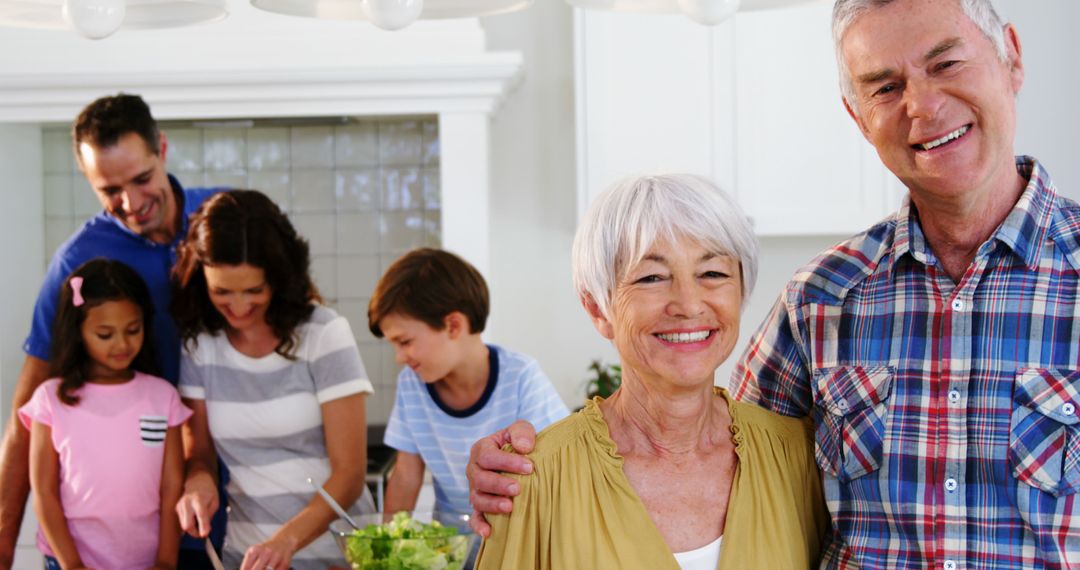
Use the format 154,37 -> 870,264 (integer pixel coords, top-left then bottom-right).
175,471 -> 218,538
240,535 -> 298,570
466,420 -> 539,536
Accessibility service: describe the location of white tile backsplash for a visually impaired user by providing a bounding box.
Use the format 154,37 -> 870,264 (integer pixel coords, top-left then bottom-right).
43,130 -> 73,174
248,170 -> 291,212
293,213 -> 336,256
379,120 -> 423,166
421,168 -> 441,210
167,129 -> 204,172
291,126 -> 334,168
335,169 -> 380,211
421,120 -> 440,167
380,211 -> 427,253
202,170 -> 248,189
336,254 -> 381,301
358,343 -> 383,381
334,122 -> 379,168
202,129 -> 246,171
71,175 -> 100,217
45,218 -> 74,257
381,167 -> 424,211
292,169 -> 336,213
335,212 -> 380,255
310,255 -> 337,300
44,174 -> 73,217
247,127 -> 290,171
382,354 -> 405,393
336,299 -> 372,340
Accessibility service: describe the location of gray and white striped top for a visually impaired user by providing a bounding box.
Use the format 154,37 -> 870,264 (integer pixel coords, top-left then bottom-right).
179,305 -> 375,569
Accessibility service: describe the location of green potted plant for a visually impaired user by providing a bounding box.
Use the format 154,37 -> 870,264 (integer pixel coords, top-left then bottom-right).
584,359 -> 622,400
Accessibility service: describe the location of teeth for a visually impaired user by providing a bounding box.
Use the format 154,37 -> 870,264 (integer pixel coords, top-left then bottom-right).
918,125 -> 969,151
657,331 -> 711,343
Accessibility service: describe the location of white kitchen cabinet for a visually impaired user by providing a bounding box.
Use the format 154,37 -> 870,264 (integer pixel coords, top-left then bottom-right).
574,2 -> 905,235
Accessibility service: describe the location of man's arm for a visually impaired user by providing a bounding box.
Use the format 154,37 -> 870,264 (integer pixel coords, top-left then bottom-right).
0,355 -> 51,569
729,294 -> 814,417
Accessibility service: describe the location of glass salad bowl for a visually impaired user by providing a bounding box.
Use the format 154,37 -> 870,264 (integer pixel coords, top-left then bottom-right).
329,511 -> 477,570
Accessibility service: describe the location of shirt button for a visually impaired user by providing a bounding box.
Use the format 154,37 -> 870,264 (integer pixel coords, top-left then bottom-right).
944,478 -> 958,492
948,390 -> 961,404
1064,403 -> 1076,416
837,400 -> 848,410
944,561 -> 957,570
951,299 -> 964,311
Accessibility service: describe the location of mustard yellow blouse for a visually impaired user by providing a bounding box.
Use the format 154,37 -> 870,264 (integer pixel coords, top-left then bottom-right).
474,389 -> 827,570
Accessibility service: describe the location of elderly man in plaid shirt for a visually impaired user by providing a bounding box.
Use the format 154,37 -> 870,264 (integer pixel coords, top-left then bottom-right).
467,0 -> 1079,568
729,0 -> 1080,568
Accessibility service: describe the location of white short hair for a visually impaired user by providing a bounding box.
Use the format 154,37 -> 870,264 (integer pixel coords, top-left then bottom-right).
833,0 -> 1007,113
572,173 -> 759,320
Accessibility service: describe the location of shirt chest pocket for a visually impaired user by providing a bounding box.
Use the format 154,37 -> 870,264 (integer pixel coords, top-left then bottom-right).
1009,368 -> 1080,497
813,365 -> 894,482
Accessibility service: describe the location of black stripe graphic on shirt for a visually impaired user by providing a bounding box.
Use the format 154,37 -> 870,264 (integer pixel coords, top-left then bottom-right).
140,415 -> 168,446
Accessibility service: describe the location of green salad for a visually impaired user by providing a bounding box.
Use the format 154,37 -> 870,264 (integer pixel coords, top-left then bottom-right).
345,512 -> 470,570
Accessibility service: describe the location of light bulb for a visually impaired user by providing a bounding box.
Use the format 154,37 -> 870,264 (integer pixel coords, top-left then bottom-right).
677,0 -> 740,25
62,0 -> 125,39
362,0 -> 423,31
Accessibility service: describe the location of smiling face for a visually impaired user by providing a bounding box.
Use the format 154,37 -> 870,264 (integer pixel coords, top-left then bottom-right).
81,299 -> 144,380
587,234 -> 742,391
202,263 -> 273,333
378,312 -> 461,384
841,0 -> 1024,204
78,131 -> 178,244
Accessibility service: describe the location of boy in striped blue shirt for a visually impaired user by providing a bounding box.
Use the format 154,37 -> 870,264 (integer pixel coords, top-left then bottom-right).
368,248 -> 569,524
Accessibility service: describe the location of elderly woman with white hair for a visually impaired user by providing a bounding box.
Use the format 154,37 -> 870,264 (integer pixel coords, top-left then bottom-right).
472,174 -> 827,570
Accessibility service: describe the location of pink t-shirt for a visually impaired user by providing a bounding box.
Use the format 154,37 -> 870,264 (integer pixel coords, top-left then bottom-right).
18,373 -> 192,570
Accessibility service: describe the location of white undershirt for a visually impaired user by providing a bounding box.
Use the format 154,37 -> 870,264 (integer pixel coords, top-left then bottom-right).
673,536 -> 723,570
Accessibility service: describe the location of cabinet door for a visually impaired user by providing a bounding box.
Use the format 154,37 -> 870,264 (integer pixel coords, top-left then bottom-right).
574,3 -> 904,235
733,3 -> 898,235
574,9 -> 718,217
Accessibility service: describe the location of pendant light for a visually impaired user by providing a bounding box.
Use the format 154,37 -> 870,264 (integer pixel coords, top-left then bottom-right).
566,0 -> 824,25
0,0 -> 226,38
249,0 -> 533,31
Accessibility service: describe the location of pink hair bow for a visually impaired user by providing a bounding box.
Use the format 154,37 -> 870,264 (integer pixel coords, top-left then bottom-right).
70,276 -> 85,307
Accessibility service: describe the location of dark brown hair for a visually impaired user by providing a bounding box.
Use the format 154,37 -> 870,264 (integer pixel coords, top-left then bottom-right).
73,93 -> 161,160
171,190 -> 320,357
368,248 -> 489,337
50,259 -> 160,405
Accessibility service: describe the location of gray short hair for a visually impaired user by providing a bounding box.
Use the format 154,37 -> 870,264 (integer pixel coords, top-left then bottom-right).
833,0 -> 1007,112
571,174 -> 759,320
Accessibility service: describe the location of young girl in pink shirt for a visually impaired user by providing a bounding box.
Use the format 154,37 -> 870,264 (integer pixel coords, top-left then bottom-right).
19,259 -> 191,570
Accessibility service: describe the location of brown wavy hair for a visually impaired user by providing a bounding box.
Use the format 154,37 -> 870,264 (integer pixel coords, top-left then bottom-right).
50,259 -> 161,405
171,190 -> 321,358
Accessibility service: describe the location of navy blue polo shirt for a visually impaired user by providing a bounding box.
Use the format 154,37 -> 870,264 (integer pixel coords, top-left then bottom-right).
24,175 -> 223,384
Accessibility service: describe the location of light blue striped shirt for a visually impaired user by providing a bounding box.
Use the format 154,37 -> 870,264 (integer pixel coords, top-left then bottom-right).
384,344 -> 569,515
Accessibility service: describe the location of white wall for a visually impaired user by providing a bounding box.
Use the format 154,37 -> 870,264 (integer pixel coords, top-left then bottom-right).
997,0 -> 1080,200
482,2 -> 617,406
0,125 -> 43,426
0,124 -> 45,567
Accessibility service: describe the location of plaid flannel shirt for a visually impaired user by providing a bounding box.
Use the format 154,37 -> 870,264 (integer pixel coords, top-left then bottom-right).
732,157 -> 1080,569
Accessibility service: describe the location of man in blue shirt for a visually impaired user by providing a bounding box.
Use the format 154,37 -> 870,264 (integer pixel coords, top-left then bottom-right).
0,94 -> 224,569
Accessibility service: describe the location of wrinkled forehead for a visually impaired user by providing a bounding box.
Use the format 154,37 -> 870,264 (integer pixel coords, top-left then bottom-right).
841,0 -> 974,64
